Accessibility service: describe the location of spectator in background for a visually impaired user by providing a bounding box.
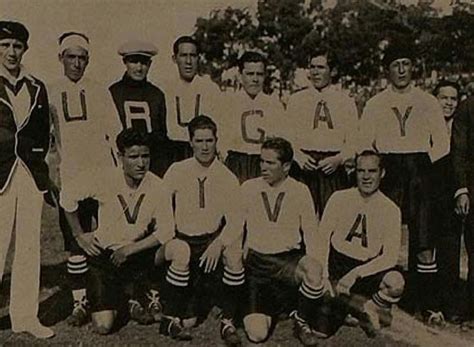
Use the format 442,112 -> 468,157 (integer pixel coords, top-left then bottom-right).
429,80 -> 463,324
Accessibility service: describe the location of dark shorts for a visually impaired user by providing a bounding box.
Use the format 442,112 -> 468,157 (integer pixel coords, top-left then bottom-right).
289,150 -> 350,216
87,247 -> 159,313
380,153 -> 432,249
329,247 -> 394,298
175,231 -> 223,318
245,248 -> 304,317
225,151 -> 261,184
313,247 -> 400,337
59,198 -> 98,254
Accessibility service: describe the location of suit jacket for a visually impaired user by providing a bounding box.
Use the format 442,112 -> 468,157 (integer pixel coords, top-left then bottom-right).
0,74 -> 50,193
451,96 -> 474,196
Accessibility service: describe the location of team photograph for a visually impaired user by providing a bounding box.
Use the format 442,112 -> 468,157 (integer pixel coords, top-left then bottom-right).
1,0 -> 474,346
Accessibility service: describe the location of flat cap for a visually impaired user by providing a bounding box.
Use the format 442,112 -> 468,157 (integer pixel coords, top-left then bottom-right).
118,40 -> 158,58
383,40 -> 416,67
0,21 -> 29,46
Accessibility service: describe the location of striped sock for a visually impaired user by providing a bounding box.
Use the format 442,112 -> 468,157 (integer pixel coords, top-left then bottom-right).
222,267 -> 245,286
372,290 -> 400,309
416,260 -> 440,313
67,255 -> 88,276
162,265 -> 190,318
166,265 -> 190,287
297,281 -> 325,323
221,267 -> 245,320
416,261 -> 438,274
299,281 -> 324,300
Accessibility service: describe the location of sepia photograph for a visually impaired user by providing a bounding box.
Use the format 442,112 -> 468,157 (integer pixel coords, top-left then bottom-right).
1,0 -> 474,345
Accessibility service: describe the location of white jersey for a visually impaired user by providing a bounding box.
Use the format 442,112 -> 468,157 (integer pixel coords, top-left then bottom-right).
48,76 -> 120,189
162,75 -> 221,141
242,177 -> 318,258
285,85 -> 358,160
219,91 -> 285,156
359,86 -> 449,162
61,168 -> 174,250
318,188 -> 401,278
163,157 -> 241,246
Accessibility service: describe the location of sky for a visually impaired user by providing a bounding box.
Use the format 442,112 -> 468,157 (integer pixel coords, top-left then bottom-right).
1,0 -> 456,86
1,0 -> 256,86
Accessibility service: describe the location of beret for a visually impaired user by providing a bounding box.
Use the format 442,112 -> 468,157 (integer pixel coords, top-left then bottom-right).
0,21 -> 29,46
118,40 -> 158,57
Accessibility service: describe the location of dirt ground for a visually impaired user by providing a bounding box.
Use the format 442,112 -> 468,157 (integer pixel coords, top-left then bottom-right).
1,206 -> 474,346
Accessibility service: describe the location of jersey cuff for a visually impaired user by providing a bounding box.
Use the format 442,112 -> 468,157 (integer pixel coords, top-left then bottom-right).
61,200 -> 79,213
454,188 -> 469,199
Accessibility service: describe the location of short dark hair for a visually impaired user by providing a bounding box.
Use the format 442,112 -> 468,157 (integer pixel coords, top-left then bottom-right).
261,137 -> 294,164
58,31 -> 90,45
433,80 -> 460,98
355,150 -> 384,170
116,128 -> 151,153
173,35 -> 199,55
188,115 -> 217,140
308,47 -> 338,70
238,51 -> 266,72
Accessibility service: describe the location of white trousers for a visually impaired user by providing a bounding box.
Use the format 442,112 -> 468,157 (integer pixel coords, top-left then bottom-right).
0,163 -> 44,327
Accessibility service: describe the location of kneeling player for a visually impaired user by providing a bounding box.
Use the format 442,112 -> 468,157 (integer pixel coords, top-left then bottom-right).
60,129 -> 175,334
318,150 -> 405,337
161,116 -> 244,345
242,137 -> 326,346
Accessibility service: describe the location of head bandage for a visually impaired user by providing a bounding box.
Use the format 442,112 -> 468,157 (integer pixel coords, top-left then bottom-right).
59,34 -> 89,54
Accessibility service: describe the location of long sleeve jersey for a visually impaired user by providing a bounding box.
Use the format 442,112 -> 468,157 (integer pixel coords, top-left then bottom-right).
242,176 -> 319,258
318,188 -> 401,279
61,168 -> 174,250
359,86 -> 449,162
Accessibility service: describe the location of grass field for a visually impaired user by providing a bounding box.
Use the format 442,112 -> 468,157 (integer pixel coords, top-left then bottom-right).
1,205 -> 474,346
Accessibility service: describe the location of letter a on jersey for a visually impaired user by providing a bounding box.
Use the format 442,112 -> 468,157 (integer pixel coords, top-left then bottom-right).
391,106 -> 412,137
117,193 -> 146,224
261,192 -> 285,223
313,100 -> 334,129
345,213 -> 368,248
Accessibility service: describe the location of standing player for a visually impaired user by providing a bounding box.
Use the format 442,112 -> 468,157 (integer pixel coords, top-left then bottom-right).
48,31 -> 120,327
286,48 -> 358,216
429,80 -> 463,323
242,137 -> 326,346
60,128 -> 178,334
109,41 -> 168,177
0,21 -> 54,339
359,41 -> 450,324
451,93 -> 474,327
161,116 -> 244,346
161,36 -> 220,167
220,51 -> 285,183
318,150 -> 405,337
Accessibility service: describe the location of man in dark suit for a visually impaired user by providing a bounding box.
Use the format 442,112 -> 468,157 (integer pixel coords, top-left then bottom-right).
0,21 -> 53,338
451,94 -> 474,326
